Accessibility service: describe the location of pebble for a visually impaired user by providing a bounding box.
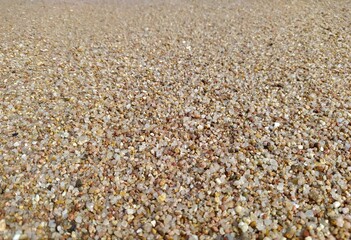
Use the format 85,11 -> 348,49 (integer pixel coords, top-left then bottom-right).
277,183 -> 284,192
0,219 -> 6,231
284,226 -> 296,239
157,193 -> 167,203
235,206 -> 244,215
273,122 -> 281,129
126,208 -> 135,215
335,217 -> 344,227
223,234 -> 234,240
151,220 -> 156,227
12,232 -> 21,240
197,125 -> 204,131
238,222 -> 249,233
86,202 -> 94,212
75,179 -> 83,188
75,215 -> 82,224
333,201 -> 341,208
189,235 -> 199,240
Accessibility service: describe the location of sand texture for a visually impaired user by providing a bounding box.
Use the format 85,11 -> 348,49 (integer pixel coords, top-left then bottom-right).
0,0 -> 351,239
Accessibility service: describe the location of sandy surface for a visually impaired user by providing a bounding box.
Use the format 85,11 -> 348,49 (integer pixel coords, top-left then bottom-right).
1,0 -> 351,239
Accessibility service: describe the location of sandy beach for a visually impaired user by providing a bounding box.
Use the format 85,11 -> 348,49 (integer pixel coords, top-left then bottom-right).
0,0 -> 350,239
